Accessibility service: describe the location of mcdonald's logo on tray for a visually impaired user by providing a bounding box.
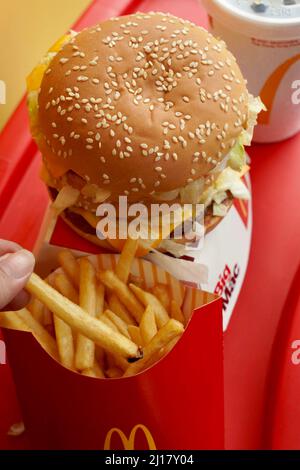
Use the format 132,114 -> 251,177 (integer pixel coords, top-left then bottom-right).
104,424 -> 156,450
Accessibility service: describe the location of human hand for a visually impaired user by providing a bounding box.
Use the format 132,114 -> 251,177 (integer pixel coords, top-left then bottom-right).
0,239 -> 35,310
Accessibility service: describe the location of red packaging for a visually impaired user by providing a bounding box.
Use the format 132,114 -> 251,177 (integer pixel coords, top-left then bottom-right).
1,251 -> 224,450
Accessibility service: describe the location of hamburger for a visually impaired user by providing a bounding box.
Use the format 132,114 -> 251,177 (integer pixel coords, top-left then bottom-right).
27,12 -> 264,256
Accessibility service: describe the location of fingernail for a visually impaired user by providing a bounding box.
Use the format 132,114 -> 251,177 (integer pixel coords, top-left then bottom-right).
0,249 -> 35,279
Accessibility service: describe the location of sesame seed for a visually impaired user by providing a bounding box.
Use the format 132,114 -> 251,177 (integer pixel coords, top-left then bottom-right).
77,76 -> 89,82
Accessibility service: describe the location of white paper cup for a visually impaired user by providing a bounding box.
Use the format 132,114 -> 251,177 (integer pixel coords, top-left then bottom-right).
201,0 -> 300,143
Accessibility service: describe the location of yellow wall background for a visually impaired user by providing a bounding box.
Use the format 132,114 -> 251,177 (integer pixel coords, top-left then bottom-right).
0,0 -> 91,131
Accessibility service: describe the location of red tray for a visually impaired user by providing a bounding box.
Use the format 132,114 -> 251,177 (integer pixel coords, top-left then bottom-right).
1,0 -> 300,450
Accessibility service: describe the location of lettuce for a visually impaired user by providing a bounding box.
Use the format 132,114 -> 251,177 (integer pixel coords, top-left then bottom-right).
215,167 -> 250,199
213,203 -> 228,217
241,94 -> 266,146
199,167 -> 249,207
179,177 -> 205,204
228,141 -> 246,171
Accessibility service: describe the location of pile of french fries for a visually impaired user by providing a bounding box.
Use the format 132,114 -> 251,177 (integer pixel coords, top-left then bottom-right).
6,239 -> 186,378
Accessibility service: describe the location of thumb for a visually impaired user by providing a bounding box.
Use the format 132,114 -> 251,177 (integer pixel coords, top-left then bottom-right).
0,249 -> 35,309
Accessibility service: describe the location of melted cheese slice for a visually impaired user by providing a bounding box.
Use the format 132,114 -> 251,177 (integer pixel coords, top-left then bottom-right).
70,206 -> 194,257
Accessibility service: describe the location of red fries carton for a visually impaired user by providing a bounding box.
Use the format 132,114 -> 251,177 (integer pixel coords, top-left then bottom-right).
0,212 -> 224,450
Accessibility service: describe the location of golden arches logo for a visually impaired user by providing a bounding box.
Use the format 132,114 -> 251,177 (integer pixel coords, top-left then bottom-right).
258,54 -> 300,125
104,424 -> 156,450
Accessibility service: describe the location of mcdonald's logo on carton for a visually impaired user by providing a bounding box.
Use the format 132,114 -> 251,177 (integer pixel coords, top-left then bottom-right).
104,424 -> 156,450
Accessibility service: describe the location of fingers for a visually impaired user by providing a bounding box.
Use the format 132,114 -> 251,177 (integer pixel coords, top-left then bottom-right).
6,290 -> 31,311
0,239 -> 23,256
0,249 -> 35,310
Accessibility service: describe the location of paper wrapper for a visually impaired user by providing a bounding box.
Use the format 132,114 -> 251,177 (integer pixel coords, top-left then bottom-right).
2,253 -> 224,450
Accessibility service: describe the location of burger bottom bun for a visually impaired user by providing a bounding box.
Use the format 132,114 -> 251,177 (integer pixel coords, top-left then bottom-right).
60,196 -> 233,254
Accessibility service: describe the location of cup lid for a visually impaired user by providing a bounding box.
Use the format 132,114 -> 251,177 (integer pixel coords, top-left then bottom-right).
202,0 -> 300,39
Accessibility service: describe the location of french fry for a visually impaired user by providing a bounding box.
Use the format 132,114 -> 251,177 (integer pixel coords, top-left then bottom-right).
152,284 -> 170,311
53,315 -> 74,369
15,308 -> 59,360
42,307 -> 53,330
129,283 -> 169,328
93,360 -> 105,378
128,274 -> 145,289
54,272 -> 78,304
140,305 -> 157,345
98,270 -> 144,323
106,367 -> 123,378
115,238 -> 139,283
170,299 -> 185,325
75,258 -> 97,371
133,335 -> 181,374
104,309 -> 130,339
26,273 -> 141,359
107,293 -> 136,325
105,352 -> 116,370
0,311 -> 30,331
44,275 -> 56,332
128,325 -> 143,347
81,368 -> 97,378
27,298 -> 44,323
58,250 -> 80,288
82,359 -> 105,378
112,353 -> 129,372
143,319 -> 183,360
105,351 -> 130,372
28,297 -> 53,330
99,314 -> 119,332
95,282 -> 105,319
51,273 -> 76,369
124,319 -> 184,377
161,335 -> 181,355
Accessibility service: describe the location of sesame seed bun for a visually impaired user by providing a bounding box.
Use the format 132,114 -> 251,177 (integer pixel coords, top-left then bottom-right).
37,12 -> 249,202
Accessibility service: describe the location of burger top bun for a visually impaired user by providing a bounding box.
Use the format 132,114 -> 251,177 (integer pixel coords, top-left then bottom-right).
38,12 -> 249,201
